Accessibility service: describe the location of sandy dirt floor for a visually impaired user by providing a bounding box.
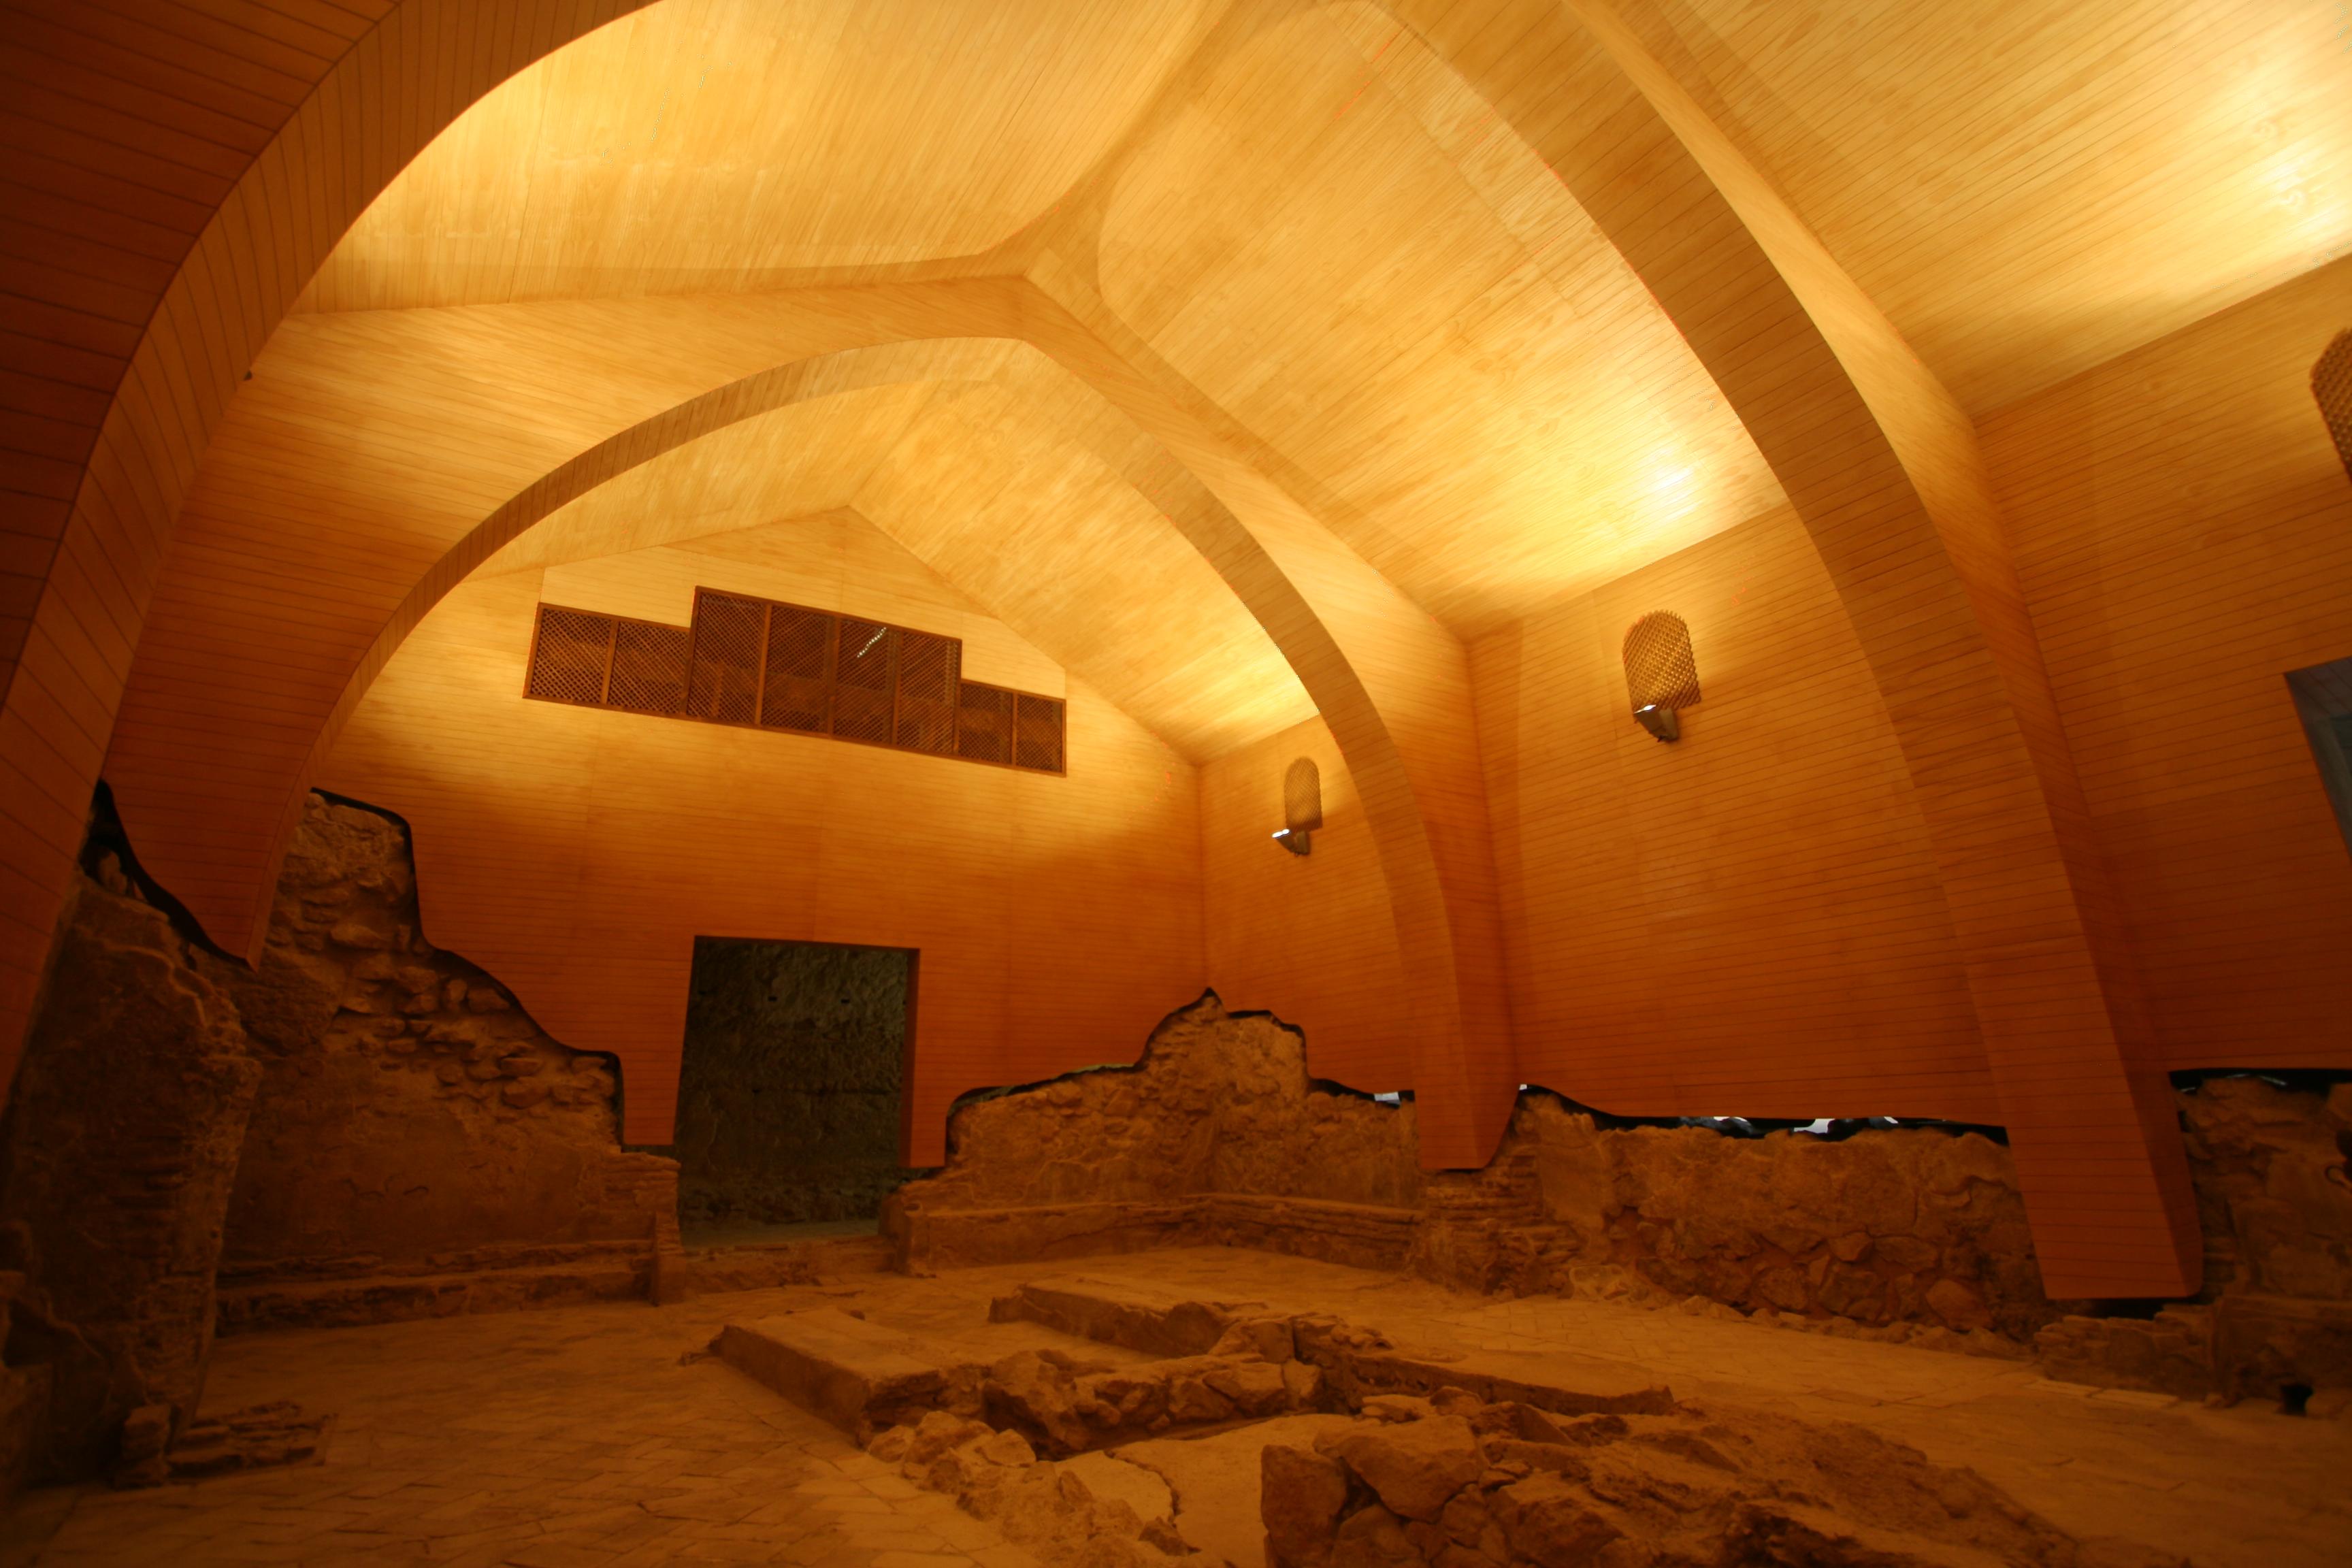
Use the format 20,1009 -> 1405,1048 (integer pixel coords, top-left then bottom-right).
3,1245 -> 2345,1567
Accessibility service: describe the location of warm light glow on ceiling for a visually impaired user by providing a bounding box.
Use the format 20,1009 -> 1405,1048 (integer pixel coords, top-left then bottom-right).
304,0 -> 1231,310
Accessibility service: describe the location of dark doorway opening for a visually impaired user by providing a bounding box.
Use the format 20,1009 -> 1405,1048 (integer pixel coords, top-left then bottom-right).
672,936 -> 916,1244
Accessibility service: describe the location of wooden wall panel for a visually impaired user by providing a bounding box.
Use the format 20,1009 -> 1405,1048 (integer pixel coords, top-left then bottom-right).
0,0 -> 650,1098
1407,0 -> 2200,1292
103,306 -> 947,966
319,532 -> 1203,1154
1474,506 -> 1995,1122
1986,255 -> 2352,1073
1198,716 -> 1415,1094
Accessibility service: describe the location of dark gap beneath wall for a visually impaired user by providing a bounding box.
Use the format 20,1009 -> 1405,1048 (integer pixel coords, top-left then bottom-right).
1514,1083 -> 2011,1144
662,937 -> 918,1245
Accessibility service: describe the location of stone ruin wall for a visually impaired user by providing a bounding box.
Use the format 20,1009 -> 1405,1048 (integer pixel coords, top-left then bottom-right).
2035,1075 -> 2352,1402
894,996 -> 2352,1386
0,782 -> 2344,1493
887,996 -> 2059,1344
0,792 -> 675,1486
0,874 -> 261,1482
212,795 -> 675,1311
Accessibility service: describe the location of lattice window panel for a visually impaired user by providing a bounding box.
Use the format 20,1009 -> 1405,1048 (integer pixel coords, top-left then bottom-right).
1015,693 -> 1064,773
956,682 -> 1013,764
832,618 -> 898,746
606,621 -> 691,714
762,603 -> 835,733
2316,328 -> 2352,483
526,606 -> 615,704
895,630 -> 960,755
1622,611 -> 1701,715
687,590 -> 767,725
523,590 -> 1066,774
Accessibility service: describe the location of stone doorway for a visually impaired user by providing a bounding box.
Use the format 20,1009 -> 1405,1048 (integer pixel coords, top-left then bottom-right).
671,937 -> 916,1244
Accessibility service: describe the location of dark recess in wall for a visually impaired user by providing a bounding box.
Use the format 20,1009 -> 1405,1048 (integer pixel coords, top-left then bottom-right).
667,938 -> 916,1235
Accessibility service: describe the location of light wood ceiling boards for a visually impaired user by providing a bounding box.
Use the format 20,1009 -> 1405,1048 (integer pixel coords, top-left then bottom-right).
103,297 -> 945,960
1091,2 -> 1788,638
470,363 -> 1316,757
104,313 -> 1315,965
291,0 -> 1792,643
1608,0 -> 2352,412
299,0 -> 1233,310
853,348 -> 1318,759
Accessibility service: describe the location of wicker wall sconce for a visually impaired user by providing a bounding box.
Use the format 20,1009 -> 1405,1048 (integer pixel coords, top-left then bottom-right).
2315,327 -> 2352,483
1274,757 -> 1322,855
1623,612 -> 1701,742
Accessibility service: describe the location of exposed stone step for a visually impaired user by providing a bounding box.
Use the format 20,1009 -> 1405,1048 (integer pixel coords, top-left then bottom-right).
715,1308 -> 965,1441
992,1276 -> 1674,1418
989,1274 -> 1261,1356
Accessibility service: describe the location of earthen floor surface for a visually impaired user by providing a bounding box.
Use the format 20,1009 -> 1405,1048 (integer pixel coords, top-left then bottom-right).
5,1245 -> 2347,1568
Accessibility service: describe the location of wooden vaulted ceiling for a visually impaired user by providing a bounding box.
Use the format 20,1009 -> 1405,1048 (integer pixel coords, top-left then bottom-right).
13,0 -> 2341,1295
165,0 -> 2352,759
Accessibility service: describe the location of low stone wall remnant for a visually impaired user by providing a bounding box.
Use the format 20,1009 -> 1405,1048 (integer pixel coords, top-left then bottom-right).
889,997 -> 2352,1404
887,997 -> 2055,1346
2034,1074 -> 2352,1406
0,790 -> 679,1484
212,794 -> 676,1302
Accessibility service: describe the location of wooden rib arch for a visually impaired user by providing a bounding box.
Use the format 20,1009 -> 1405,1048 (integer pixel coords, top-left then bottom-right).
0,0 -> 661,1097
1382,0 -> 2199,1294
286,312 -> 1516,1169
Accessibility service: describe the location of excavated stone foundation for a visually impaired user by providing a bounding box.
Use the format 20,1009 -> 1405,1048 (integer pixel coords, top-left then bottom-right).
890,998 -> 2352,1405
887,998 -> 2053,1344
718,1273 -> 2189,1568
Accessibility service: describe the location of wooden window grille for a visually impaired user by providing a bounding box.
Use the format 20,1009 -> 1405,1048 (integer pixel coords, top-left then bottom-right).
524,592 -> 1065,774
606,621 -> 691,714
2315,328 -> 2352,483
525,606 -> 617,705
685,590 -> 766,725
956,681 -> 1013,764
1622,611 -> 1701,715
895,630 -> 960,755
1014,693 -> 1065,773
831,617 -> 898,747
762,603 -> 834,733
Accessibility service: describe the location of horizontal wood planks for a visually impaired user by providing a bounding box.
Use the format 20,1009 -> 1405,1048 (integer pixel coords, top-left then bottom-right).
1606,0 -> 2352,415
1986,255 -> 2352,1073
1475,507 -> 1997,1122
1424,0 -> 2200,1292
1199,717 -> 1416,1095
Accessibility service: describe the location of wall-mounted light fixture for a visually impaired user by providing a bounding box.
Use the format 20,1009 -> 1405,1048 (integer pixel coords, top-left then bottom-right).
1623,611 -> 1701,743
1274,756 -> 1322,855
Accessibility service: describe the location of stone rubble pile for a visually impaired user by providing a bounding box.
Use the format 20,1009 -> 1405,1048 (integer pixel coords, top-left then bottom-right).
1262,1388 -> 2189,1568
976,1315 -> 1329,1455
870,1410 -> 1199,1568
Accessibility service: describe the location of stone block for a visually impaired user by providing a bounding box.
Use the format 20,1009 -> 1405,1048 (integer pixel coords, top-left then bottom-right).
716,1309 -> 953,1440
